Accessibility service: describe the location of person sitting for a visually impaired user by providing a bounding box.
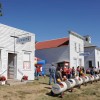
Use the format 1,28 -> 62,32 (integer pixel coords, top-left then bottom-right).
56,67 -> 63,81
56,75 -> 67,88
79,68 -> 83,77
75,74 -> 80,80
62,75 -> 67,81
56,78 -> 64,88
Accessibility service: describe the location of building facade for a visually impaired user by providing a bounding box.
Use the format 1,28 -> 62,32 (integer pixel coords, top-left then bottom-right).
0,24 -> 35,80
69,31 -> 84,69
84,36 -> 100,69
36,31 -> 84,74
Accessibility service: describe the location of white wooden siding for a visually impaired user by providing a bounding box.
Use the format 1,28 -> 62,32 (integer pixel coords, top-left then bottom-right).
84,47 -> 95,69
69,32 -> 84,69
36,46 -> 69,75
36,46 -> 69,64
0,24 -> 35,80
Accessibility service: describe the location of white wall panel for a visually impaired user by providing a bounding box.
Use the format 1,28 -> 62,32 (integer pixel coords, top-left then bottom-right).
69,32 -> 84,69
0,24 -> 35,80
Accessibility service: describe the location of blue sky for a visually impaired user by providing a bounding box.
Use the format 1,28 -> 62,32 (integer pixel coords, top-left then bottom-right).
0,0 -> 100,46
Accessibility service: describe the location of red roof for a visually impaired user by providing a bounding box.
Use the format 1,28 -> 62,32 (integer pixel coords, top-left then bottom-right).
36,37 -> 69,50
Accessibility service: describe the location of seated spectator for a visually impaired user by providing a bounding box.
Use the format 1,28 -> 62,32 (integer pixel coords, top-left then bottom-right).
79,68 -> 83,77
62,75 -> 67,81
56,67 -> 63,82
86,68 -> 90,74
75,74 -> 80,80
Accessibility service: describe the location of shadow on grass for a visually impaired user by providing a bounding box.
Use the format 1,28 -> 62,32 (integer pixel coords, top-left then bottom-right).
39,82 -> 49,85
46,92 -> 61,98
44,87 -> 52,89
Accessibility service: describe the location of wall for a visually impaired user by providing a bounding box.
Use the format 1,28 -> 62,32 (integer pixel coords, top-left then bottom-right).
36,46 -> 69,63
0,24 -> 35,80
94,49 -> 100,68
84,47 -> 95,69
69,31 -> 84,69
36,46 -> 69,74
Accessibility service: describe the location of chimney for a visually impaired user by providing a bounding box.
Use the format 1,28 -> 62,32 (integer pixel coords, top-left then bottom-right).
84,35 -> 91,43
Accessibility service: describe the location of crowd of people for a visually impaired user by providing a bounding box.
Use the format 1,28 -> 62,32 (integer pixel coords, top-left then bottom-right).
86,66 -> 100,75
34,63 -> 100,84
49,64 -> 100,85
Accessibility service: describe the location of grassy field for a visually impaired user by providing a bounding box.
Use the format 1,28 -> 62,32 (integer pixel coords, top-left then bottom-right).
0,76 -> 100,100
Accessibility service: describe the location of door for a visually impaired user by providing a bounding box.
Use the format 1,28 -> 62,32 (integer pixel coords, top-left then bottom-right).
8,53 -> 17,79
89,60 -> 92,68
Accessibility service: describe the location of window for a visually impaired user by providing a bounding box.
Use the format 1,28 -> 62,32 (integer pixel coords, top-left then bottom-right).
79,44 -> 81,52
74,42 -> 77,52
23,52 -> 31,70
86,37 -> 88,41
89,61 -> 92,68
98,61 -> 99,67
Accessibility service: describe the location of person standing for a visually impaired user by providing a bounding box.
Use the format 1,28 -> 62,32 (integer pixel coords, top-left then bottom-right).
76,66 -> 80,77
90,67 -> 94,75
72,67 -> 75,78
62,66 -> 67,77
49,64 -> 56,85
35,65 -> 41,80
66,67 -> 71,79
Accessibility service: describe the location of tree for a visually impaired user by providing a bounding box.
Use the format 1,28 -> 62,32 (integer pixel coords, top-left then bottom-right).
0,3 -> 2,16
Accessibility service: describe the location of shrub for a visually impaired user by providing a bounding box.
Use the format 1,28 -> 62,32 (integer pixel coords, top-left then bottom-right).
0,76 -> 6,81
22,75 -> 28,80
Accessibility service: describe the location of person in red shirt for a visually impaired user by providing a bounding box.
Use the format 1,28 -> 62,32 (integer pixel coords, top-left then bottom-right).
62,66 -> 68,77
35,65 -> 41,80
66,67 -> 71,79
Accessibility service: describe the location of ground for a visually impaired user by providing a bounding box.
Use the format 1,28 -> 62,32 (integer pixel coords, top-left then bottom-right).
0,76 -> 100,100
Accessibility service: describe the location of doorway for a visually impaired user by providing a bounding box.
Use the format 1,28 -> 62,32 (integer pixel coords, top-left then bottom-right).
89,60 -> 92,68
8,53 -> 17,79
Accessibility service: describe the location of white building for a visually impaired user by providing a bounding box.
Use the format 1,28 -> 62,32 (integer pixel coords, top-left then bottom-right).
36,31 -> 84,74
84,36 -> 100,69
0,24 -> 35,80
69,31 -> 84,68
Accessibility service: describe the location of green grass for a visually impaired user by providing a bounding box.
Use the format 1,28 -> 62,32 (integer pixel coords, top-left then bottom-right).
0,76 -> 100,100
33,76 -> 100,100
